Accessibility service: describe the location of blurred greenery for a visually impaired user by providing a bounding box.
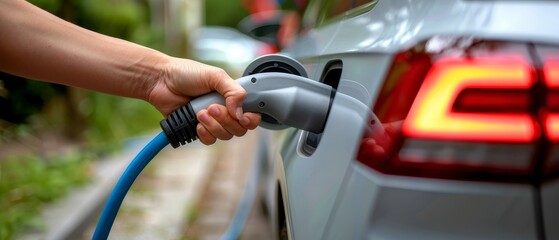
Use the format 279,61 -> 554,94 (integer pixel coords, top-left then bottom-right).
81,92 -> 161,148
75,0 -> 164,50
0,152 -> 92,239
0,73 -> 64,124
205,0 -> 249,27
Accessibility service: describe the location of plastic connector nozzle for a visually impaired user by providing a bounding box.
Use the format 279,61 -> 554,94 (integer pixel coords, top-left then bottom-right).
160,72 -> 335,148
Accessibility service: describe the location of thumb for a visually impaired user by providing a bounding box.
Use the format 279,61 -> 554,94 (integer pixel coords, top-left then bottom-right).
225,88 -> 246,120
212,75 -> 246,120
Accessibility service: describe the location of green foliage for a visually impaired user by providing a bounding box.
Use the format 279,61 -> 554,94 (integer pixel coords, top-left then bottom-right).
0,73 -> 65,124
205,0 -> 249,27
77,0 -> 146,39
28,0 -> 61,14
0,152 -> 92,239
80,92 -> 161,147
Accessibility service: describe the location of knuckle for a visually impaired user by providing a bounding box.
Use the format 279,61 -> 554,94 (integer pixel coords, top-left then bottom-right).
200,133 -> 216,145
211,68 -> 228,79
234,129 -> 247,137
202,138 -> 216,145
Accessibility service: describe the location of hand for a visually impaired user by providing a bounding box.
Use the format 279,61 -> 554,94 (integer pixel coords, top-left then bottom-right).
358,120 -> 403,160
148,57 -> 261,145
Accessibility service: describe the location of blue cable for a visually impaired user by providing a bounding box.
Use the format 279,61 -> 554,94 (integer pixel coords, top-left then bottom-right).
92,130 -> 260,240
92,131 -> 169,240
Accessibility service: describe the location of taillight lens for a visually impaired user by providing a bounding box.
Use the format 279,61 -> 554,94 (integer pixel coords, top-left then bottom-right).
540,46 -> 559,177
356,39 -> 559,182
403,56 -> 537,142
543,60 -> 559,141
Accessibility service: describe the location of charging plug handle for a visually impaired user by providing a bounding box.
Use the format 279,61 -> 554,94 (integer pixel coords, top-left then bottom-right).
161,72 -> 334,148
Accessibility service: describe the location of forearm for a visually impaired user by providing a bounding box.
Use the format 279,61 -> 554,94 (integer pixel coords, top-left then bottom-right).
0,0 -> 168,101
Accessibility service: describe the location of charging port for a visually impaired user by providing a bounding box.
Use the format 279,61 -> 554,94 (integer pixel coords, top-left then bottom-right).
301,60 -> 342,155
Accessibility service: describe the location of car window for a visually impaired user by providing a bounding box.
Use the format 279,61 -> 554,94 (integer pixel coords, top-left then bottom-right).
280,0 -> 310,15
317,0 -> 352,26
293,0 -> 375,34
298,0 -> 321,31
315,0 -> 375,27
354,0 -> 375,8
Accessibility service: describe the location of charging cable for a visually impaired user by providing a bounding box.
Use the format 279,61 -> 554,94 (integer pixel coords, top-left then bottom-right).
92,132 -> 169,239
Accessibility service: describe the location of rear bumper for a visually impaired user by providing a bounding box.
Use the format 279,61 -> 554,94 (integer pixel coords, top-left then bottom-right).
324,162 -> 538,240
543,179 -> 559,240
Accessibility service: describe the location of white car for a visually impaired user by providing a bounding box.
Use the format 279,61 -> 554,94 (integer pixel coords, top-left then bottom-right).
248,0 -> 559,239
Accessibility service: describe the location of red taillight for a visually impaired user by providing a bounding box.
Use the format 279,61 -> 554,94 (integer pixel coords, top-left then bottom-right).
257,43 -> 279,56
356,39 -> 559,182
542,55 -> 559,176
454,89 -> 531,113
403,56 -> 537,143
544,60 -> 559,141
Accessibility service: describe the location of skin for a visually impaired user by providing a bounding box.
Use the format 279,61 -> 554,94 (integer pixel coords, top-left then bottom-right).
358,121 -> 403,160
0,0 -> 261,145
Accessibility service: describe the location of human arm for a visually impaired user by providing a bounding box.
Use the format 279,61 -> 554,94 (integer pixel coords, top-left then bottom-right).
0,0 -> 260,144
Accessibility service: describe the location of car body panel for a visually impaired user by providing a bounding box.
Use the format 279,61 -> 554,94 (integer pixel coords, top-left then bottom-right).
542,180 -> 559,240
326,163 -> 537,240
322,0 -> 559,56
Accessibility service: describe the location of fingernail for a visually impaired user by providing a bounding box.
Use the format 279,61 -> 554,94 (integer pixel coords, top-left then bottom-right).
209,106 -> 220,116
236,107 -> 243,120
240,116 -> 250,126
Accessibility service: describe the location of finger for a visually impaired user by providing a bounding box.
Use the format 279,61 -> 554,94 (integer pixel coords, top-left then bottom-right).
196,124 -> 216,145
384,120 -> 404,136
363,138 -> 388,160
223,86 -> 246,121
372,144 -> 386,156
197,109 -> 234,140
207,69 -> 246,120
207,104 -> 248,137
239,112 -> 261,130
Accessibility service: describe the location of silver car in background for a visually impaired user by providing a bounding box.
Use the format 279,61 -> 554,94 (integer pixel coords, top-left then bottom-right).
244,0 -> 559,239
191,26 -> 275,76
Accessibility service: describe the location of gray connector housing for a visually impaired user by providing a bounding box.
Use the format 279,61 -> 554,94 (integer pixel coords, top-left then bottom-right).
189,72 -> 334,134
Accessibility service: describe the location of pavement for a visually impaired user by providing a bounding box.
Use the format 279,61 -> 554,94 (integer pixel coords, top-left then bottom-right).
17,130 -> 271,240
182,130 -> 272,240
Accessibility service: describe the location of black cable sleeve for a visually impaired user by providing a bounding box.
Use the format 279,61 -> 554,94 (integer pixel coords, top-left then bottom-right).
160,103 -> 199,148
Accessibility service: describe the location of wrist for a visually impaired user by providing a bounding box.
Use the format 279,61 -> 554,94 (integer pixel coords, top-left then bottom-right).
133,49 -> 172,103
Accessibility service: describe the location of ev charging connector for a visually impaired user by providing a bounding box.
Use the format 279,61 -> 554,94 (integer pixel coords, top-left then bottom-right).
161,55 -> 335,148
161,72 -> 335,148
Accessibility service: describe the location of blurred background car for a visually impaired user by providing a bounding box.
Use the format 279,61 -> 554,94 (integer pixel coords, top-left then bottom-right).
241,0 -> 559,239
191,26 -> 276,76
